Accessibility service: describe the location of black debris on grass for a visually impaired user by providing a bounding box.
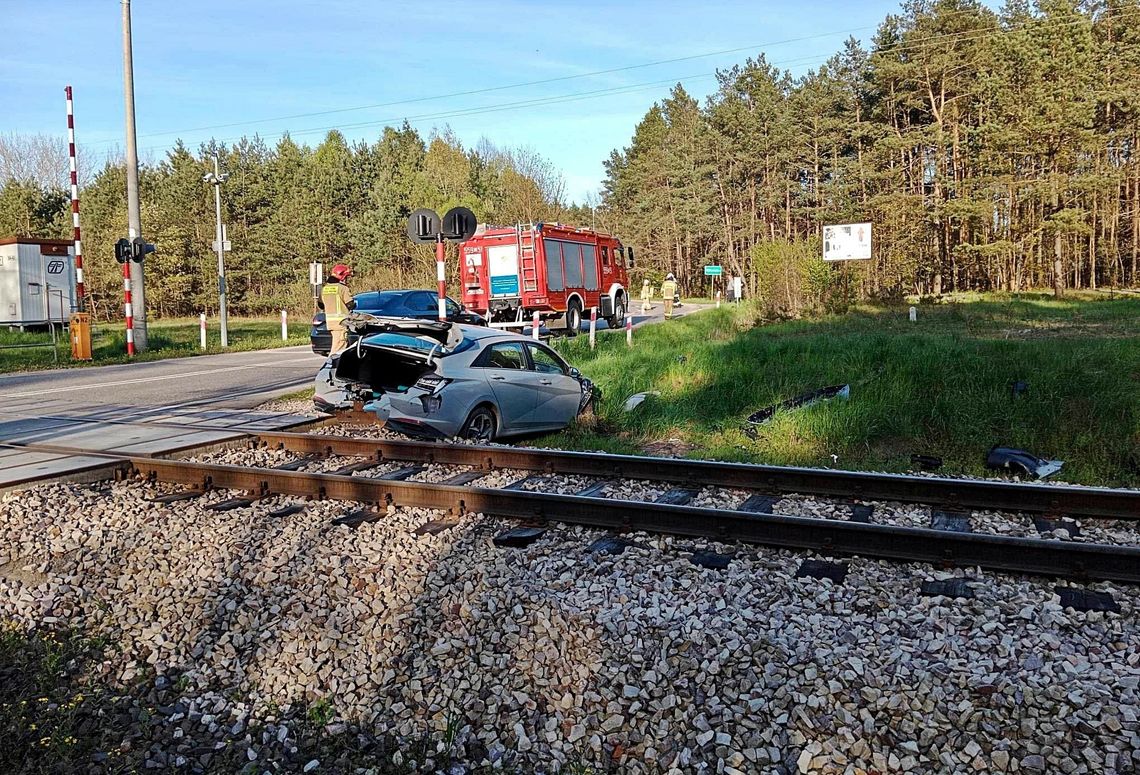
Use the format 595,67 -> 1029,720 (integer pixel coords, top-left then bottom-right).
910,454 -> 943,471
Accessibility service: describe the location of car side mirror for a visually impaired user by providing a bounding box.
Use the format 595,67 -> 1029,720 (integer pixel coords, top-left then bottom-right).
569,367 -> 582,378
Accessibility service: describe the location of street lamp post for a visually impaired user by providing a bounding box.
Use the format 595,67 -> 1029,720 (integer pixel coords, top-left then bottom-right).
204,156 -> 230,347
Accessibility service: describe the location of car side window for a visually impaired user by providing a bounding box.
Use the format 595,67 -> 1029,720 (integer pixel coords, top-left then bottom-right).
528,344 -> 566,375
483,342 -> 527,369
407,291 -> 436,313
445,297 -> 460,316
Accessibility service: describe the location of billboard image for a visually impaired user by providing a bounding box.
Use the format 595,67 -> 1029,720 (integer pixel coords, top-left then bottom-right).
823,222 -> 872,261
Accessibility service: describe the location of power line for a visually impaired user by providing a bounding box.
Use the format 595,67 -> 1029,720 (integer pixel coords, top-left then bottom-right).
121,27 -> 878,143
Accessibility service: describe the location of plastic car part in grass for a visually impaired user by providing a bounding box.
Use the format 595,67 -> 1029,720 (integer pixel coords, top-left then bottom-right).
746,384 -> 851,426
986,446 -> 1064,480
622,391 -> 661,413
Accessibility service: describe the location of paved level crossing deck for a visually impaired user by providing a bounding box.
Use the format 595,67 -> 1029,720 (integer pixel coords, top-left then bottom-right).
0,405 -> 318,489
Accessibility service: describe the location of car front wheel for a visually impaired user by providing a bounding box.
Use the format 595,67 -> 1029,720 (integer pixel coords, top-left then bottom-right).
459,405 -> 497,443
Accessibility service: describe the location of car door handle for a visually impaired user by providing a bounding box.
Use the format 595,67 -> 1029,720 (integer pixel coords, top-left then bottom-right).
539,379 -> 552,385
491,375 -> 506,381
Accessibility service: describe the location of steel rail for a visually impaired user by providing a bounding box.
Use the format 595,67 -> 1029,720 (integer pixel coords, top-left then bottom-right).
126,456 -> 1140,583
251,431 -> 1140,521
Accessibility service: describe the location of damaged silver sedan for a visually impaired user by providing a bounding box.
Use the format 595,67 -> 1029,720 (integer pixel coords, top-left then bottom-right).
314,316 -> 597,442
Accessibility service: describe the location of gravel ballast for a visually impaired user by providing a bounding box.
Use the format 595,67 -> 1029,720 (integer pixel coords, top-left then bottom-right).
2,477 -> 1138,773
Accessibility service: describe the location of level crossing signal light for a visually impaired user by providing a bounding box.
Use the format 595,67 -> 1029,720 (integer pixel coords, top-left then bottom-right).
114,237 -> 156,263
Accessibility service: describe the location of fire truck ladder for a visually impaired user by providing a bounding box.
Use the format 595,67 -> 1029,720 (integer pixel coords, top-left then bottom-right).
517,224 -> 538,293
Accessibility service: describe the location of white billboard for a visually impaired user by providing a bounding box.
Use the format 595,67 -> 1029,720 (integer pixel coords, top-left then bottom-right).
823,222 -> 872,261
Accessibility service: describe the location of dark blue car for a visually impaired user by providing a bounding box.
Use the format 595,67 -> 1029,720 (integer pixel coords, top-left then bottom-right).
310,289 -> 484,355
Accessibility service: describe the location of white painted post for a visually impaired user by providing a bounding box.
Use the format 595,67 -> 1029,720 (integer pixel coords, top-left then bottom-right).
589,306 -> 597,350
716,291 -> 721,308
281,309 -> 288,341
909,306 -> 917,322
485,308 -> 492,325
532,310 -> 540,340
626,316 -> 632,347
199,312 -> 206,350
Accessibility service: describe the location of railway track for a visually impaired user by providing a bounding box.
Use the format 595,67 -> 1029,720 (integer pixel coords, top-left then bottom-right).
7,427 -> 1139,585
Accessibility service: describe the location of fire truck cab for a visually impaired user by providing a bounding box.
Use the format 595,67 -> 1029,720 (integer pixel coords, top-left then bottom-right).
459,223 -> 633,333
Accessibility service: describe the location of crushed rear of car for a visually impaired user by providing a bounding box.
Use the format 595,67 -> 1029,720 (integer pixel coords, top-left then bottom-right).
314,317 -> 597,441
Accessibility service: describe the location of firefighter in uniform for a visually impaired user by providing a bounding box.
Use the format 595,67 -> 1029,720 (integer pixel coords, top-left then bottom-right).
641,278 -> 654,312
319,263 -> 356,353
660,273 -> 678,319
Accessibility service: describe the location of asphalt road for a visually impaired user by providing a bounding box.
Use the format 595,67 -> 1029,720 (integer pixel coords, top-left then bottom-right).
0,304 -> 710,417
0,345 -> 325,415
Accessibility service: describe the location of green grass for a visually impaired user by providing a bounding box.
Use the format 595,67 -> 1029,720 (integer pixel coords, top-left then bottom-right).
546,293 -> 1140,487
0,316 -> 310,374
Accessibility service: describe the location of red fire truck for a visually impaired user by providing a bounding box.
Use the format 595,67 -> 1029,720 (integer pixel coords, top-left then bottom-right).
458,223 -> 634,333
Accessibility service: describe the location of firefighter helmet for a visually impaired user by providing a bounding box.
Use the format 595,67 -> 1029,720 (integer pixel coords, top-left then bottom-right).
330,263 -> 352,281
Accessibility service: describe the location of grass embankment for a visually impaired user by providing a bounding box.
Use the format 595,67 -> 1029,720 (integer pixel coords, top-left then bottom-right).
548,293 -> 1140,487
0,317 -> 309,374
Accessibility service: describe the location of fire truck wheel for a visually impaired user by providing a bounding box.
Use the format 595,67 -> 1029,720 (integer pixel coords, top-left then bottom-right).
607,296 -> 626,329
565,301 -> 582,337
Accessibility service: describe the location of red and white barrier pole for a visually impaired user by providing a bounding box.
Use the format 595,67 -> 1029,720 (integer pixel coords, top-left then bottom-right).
589,306 -> 597,350
199,312 -> 207,349
123,263 -> 135,356
436,237 -> 447,321
626,316 -> 632,347
532,310 -> 540,340
65,85 -> 85,310
280,309 -> 288,341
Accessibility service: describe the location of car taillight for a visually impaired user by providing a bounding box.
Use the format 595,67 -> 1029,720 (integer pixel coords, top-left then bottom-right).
413,375 -> 450,394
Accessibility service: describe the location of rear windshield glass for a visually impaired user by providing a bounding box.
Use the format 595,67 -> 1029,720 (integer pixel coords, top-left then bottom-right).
361,332 -> 449,354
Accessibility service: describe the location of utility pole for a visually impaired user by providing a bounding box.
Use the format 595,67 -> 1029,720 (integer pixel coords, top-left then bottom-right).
121,0 -> 148,351
205,156 -> 230,347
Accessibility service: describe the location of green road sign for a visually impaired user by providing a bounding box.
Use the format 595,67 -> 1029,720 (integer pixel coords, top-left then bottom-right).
703,265 -> 723,276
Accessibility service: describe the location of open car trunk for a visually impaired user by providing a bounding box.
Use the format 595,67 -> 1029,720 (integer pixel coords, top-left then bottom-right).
333,318 -> 461,396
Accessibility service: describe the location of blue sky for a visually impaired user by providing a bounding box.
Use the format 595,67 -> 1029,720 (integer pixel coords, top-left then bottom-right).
5,0 -> 909,202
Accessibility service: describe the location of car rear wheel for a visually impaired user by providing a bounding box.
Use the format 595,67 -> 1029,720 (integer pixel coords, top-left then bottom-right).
565,301 -> 582,337
459,405 -> 496,442
606,296 -> 626,330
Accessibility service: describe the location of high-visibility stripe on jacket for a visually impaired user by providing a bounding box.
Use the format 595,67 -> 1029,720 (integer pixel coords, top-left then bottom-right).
660,280 -> 677,299
321,282 -> 353,327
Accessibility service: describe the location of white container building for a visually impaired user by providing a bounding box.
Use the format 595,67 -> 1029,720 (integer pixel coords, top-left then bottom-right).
0,237 -> 78,328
